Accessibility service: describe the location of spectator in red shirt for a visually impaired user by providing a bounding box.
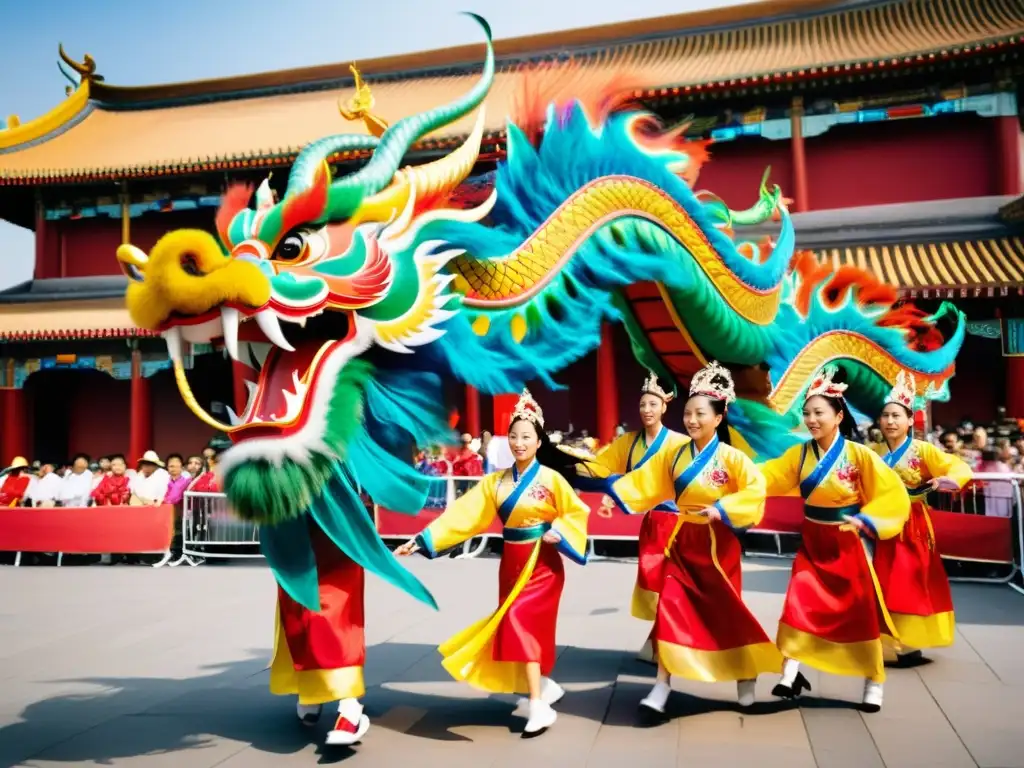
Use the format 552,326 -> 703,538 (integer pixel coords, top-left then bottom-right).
91,455 -> 132,506
451,434 -> 484,477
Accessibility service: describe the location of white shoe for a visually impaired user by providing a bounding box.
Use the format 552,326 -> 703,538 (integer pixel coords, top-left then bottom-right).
296,702 -> 322,727
636,637 -> 656,665
325,698 -> 370,746
639,680 -> 671,714
737,679 -> 756,708
861,680 -> 883,713
516,677 -> 564,710
523,699 -> 557,736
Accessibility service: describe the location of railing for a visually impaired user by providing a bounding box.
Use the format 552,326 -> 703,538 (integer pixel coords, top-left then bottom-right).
170,471 -> 1024,592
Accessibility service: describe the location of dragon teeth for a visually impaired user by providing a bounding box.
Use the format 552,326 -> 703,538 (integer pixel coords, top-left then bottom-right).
256,310 -> 295,352
162,326 -> 184,364
221,307 -> 241,361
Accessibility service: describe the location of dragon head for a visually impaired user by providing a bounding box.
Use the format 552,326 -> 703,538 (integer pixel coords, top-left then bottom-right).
118,15 -> 495,468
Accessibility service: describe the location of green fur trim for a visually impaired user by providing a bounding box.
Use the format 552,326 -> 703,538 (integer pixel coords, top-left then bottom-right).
224,453 -> 335,525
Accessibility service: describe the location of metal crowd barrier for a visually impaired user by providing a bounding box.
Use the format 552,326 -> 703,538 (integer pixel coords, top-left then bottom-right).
172,491 -> 262,566
171,472 -> 1024,592
743,472 -> 1023,587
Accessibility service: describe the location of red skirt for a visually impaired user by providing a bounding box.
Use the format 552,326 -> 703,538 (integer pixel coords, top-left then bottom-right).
492,540 -> 564,675
278,525 -> 366,672
873,501 -> 955,649
652,520 -> 782,681
632,509 -> 680,620
778,520 -> 891,680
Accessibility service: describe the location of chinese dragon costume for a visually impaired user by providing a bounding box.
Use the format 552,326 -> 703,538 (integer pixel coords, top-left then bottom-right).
116,14 -> 964,746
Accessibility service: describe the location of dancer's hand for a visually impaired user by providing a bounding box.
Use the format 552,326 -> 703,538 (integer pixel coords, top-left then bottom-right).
929,476 -> 956,491
542,529 -> 562,544
394,539 -> 419,556
698,506 -> 721,522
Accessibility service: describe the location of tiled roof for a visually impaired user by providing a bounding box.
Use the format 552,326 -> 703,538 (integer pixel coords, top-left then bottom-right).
0,298 -> 155,340
0,0 -> 1020,183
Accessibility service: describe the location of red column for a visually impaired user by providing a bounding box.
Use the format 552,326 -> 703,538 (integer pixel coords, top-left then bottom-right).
464,385 -> 480,436
596,322 -> 619,446
493,394 -> 518,436
232,360 -> 250,418
129,348 -> 152,464
1006,357 -> 1024,419
790,96 -> 810,213
995,115 -> 1023,196
0,388 -> 29,464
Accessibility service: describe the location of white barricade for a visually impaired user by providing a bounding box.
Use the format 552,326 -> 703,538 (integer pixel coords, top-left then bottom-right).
172,472 -> 1024,592
176,491 -> 262,564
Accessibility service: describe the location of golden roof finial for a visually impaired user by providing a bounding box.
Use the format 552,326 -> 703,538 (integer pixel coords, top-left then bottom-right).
338,63 -> 388,138
58,44 -> 104,83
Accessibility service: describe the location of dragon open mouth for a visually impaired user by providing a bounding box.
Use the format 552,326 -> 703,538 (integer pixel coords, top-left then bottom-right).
161,305 -> 368,443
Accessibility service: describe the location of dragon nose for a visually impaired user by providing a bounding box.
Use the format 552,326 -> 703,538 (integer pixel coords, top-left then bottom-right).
122,229 -> 272,330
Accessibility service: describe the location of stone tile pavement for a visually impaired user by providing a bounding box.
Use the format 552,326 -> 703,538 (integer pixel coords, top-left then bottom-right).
0,556 -> 1022,767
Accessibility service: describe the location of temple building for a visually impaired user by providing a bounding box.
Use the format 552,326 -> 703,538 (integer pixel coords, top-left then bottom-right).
0,0 -> 1022,462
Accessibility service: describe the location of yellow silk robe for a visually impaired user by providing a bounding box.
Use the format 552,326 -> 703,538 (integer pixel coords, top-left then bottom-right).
611,435 -> 782,679
760,436 -> 911,680
875,437 -> 972,649
761,438 -> 911,540
416,463 -> 590,694
611,433 -> 767,530
875,439 -> 973,497
582,426 -> 683,618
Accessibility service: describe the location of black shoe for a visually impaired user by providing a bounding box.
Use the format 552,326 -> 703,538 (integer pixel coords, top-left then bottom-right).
772,672 -> 811,700
895,650 -> 926,667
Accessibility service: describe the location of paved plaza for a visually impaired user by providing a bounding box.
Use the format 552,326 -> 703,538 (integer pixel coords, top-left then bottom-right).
0,555 -> 1022,767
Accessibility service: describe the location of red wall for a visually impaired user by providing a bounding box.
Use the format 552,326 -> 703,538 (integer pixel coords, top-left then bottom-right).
37,210 -> 216,279
804,114 -> 998,210
22,355 -> 232,463
930,333 -> 1003,428
696,137 -> 795,210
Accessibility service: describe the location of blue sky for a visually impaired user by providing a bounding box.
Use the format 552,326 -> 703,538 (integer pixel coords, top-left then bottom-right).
0,0 -> 747,289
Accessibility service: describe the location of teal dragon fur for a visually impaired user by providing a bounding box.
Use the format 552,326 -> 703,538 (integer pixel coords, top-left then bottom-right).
117,13 -> 964,613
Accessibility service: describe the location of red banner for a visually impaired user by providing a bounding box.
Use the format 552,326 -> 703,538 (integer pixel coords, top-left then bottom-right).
376,494 -> 1015,564
0,505 -> 174,554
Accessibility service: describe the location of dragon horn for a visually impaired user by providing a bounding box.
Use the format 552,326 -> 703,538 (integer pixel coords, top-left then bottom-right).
286,134 -> 381,197
350,106 -> 487,227
324,12 -> 495,221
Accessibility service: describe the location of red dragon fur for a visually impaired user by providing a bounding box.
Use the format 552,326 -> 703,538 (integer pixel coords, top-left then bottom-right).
791,251 -> 943,352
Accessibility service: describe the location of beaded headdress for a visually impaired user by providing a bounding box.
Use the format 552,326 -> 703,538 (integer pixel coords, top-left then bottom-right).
641,372 -> 674,403
510,388 -> 545,428
805,364 -> 848,401
688,360 -> 736,405
884,370 -> 916,411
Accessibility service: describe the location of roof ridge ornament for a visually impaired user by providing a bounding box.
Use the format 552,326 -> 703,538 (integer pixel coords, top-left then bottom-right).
58,44 -> 104,85
338,63 -> 388,138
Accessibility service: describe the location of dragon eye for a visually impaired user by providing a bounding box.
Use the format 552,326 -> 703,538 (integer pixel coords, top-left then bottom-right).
276,233 -> 306,261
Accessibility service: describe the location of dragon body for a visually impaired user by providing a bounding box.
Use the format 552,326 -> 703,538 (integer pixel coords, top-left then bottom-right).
117,14 -> 963,612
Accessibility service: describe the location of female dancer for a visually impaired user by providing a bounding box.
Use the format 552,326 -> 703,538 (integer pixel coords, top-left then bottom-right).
760,365 -> 910,712
609,361 -> 782,713
569,372 -> 681,660
874,371 -> 972,663
395,389 -> 589,736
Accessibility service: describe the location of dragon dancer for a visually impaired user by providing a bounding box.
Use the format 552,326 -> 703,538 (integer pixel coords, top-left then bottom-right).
608,362 -> 782,714
111,9 -> 966,744
874,372 -> 972,663
396,390 -> 590,737
567,373 -> 681,662
760,365 -> 910,713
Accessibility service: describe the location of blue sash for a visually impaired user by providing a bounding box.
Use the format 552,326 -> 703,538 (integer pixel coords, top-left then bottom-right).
498,461 -> 541,524
883,436 -> 913,470
627,427 -> 668,472
798,435 -> 846,501
671,434 -> 719,501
